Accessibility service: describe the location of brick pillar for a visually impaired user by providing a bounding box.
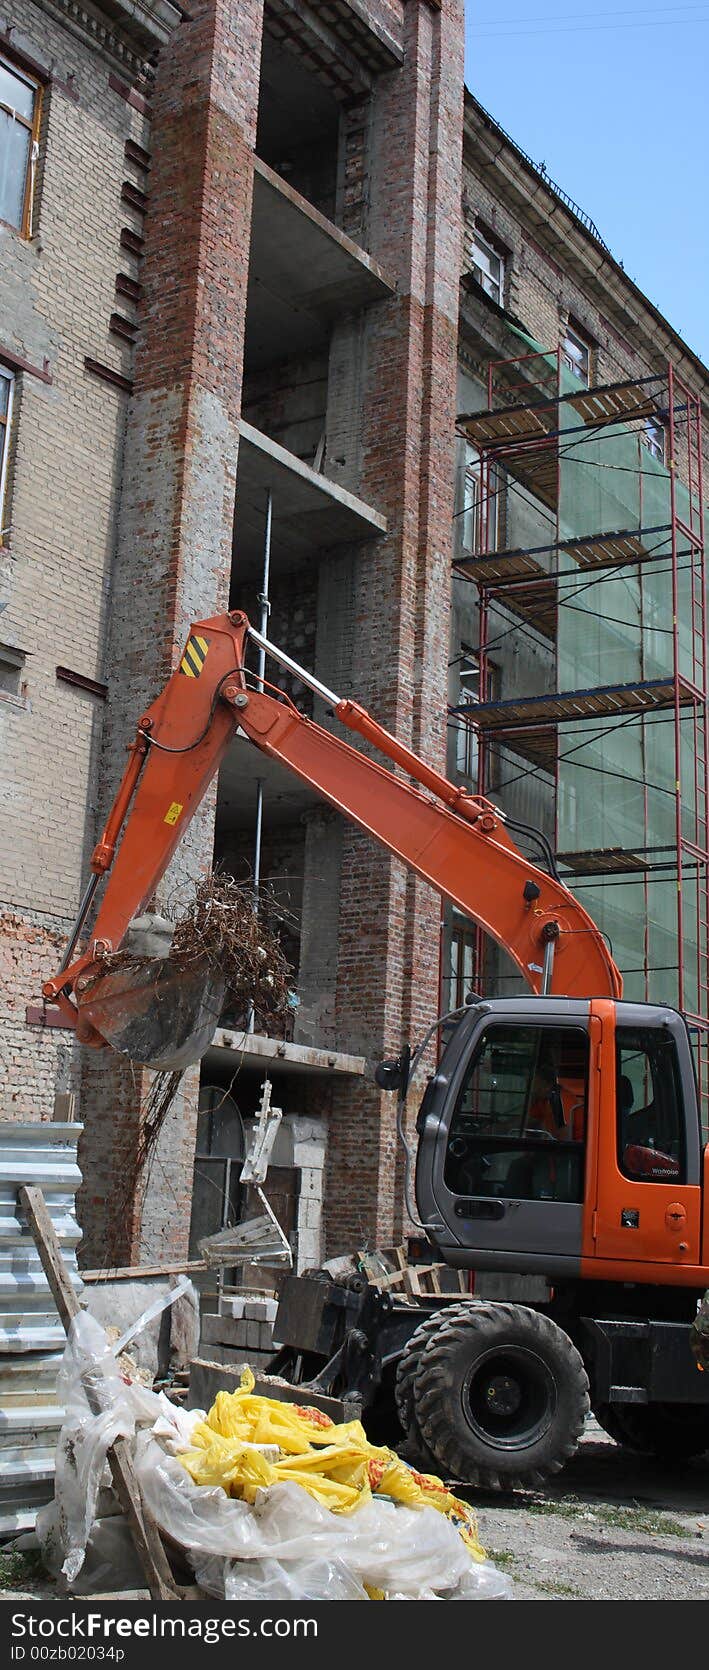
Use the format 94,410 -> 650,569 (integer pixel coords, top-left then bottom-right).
324,0 -> 464,1253
78,0 -> 265,1266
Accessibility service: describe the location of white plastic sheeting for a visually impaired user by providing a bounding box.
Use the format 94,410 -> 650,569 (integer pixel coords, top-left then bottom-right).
38,1314 -> 512,1602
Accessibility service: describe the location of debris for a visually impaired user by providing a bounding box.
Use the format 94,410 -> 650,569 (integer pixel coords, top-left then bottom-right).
38,1329 -> 512,1601
20,1184 -> 180,1601
199,1078 -> 292,1270
96,871 -> 294,1036
180,1366 -> 485,1532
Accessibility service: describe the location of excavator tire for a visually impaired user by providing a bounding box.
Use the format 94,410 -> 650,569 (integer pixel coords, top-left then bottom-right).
413,1301 -> 589,1490
592,1401 -> 709,1461
394,1311 -> 449,1475
394,1311 -> 449,1431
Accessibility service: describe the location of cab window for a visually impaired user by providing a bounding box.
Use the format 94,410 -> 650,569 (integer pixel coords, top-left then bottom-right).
444,1024 -> 589,1204
616,1027 -> 685,1183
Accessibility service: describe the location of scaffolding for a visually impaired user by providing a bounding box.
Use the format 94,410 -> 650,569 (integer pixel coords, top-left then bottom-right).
451,346 -> 709,1105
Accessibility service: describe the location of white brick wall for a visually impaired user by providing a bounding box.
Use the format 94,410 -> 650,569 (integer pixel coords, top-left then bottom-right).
0,0 -> 152,1121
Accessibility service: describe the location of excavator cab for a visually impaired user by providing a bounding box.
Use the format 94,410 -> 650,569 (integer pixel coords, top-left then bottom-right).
415,996 -> 704,1280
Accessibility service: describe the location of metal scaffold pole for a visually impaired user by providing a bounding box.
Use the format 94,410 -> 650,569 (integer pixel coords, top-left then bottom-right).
247,488 -> 272,1037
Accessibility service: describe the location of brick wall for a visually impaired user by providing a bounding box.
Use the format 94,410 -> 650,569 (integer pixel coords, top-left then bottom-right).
77,0 -> 266,1265
323,0 -> 465,1253
0,0 -> 156,1132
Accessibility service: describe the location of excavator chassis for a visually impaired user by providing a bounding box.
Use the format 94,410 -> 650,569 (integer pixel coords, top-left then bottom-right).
267,1273 -> 709,1484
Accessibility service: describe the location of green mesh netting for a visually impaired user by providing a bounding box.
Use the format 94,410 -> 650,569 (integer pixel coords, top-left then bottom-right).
554,367 -> 703,1010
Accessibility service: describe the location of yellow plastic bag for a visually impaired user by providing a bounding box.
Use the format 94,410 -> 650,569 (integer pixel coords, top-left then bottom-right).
179,1368 -> 486,1561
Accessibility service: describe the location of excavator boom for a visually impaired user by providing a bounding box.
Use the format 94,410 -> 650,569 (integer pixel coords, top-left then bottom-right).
44,611 -> 621,1066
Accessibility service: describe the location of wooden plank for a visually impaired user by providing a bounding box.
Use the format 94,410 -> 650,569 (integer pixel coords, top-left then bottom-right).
83,1259 -> 206,1283
369,1268 -> 405,1291
19,1185 -> 180,1602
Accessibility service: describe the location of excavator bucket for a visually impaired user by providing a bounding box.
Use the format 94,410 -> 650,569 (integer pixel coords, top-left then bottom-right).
76,955 -> 227,1072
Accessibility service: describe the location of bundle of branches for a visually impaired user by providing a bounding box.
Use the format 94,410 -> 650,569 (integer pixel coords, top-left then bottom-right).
169,871 -> 294,1033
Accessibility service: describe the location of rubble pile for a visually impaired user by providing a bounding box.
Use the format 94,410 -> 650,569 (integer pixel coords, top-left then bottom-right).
36,1318 -> 512,1603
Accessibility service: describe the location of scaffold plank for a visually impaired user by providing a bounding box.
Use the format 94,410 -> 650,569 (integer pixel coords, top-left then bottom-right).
562,529 -> 653,571
451,676 -> 700,734
454,548 -> 547,584
558,849 -> 652,876
566,381 -> 656,426
455,526 -> 673,588
459,405 -> 554,446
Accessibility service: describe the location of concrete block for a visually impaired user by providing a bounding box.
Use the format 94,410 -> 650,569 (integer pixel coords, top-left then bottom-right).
288,1119 -> 324,1145
201,1314 -> 249,1349
292,1142 -> 326,1171
258,1321 -> 275,1350
220,1296 -> 245,1319
296,1230 -> 320,1270
300,1198 -> 321,1230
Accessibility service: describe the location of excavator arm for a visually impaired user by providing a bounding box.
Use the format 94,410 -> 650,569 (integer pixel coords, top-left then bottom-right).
44,610 -> 622,1061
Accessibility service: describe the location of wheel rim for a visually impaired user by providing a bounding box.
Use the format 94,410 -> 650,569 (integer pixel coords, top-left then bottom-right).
462,1345 -> 557,1452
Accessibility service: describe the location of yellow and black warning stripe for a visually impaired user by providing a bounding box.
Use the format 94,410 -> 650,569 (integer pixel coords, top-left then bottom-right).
179,632 -> 210,679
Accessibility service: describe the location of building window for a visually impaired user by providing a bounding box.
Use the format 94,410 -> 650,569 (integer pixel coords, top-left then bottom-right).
460,445 -> 481,554
642,416 -> 665,463
0,366 -> 14,539
453,649 -> 500,786
0,640 -> 25,697
460,443 -> 498,556
561,323 -> 591,386
455,646 -> 480,781
0,54 -> 41,235
447,915 -> 478,1011
470,229 -> 505,306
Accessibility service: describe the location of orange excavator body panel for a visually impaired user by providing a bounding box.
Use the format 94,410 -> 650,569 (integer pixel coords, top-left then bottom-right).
579,1000 -> 705,1284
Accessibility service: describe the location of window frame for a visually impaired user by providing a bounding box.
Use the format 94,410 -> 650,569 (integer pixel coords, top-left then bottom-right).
470,227 -> 505,307
453,645 -> 500,788
0,638 -> 25,699
0,51 -> 42,238
615,1025 -> 687,1184
561,322 -> 592,386
443,1021 -> 590,1204
460,442 -> 499,556
455,645 -> 480,781
448,914 -> 478,1012
0,364 -> 14,541
641,415 -> 665,463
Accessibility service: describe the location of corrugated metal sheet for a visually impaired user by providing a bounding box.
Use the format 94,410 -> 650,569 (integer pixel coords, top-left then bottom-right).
0,1122 -> 83,1538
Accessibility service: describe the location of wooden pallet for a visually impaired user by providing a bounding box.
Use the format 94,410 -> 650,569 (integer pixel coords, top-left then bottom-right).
357,1245 -> 468,1300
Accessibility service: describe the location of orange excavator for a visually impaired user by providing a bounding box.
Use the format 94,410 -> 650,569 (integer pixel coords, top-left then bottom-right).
43,610 -> 709,1486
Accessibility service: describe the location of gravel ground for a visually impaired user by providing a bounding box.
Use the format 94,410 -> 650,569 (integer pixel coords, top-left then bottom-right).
465,1417 -> 709,1600
2,1418 -> 708,1603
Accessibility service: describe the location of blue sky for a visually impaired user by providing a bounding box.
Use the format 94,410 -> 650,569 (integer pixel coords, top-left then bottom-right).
464,4 -> 709,365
